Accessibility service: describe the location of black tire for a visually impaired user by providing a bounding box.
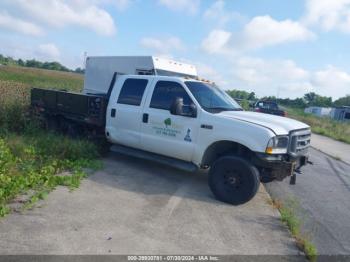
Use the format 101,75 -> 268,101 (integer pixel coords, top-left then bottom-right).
208,156 -> 260,205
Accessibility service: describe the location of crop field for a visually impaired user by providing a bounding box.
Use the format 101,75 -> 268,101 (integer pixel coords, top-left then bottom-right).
0,66 -> 98,218
0,65 -> 83,106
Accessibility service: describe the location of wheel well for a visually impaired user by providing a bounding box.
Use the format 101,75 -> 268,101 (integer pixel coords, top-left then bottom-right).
201,141 -> 254,167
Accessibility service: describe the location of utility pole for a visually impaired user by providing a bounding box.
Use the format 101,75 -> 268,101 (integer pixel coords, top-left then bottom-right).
276,86 -> 281,102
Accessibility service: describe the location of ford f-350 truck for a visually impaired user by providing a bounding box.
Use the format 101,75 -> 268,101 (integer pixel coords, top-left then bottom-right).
31,56 -> 311,205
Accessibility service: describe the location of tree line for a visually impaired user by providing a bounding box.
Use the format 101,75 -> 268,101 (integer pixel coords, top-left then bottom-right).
227,89 -> 350,108
0,54 -> 84,74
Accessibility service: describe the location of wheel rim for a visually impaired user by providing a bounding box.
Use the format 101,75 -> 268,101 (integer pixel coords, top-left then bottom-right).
223,169 -> 243,191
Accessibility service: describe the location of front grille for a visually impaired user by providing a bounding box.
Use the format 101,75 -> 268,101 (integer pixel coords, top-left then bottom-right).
289,129 -> 311,156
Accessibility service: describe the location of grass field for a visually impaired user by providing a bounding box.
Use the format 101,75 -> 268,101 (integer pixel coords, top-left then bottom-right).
0,66 -> 98,218
286,107 -> 350,144
0,65 -> 83,107
0,65 -> 83,90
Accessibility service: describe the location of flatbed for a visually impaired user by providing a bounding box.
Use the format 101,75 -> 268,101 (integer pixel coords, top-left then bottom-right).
31,88 -> 108,135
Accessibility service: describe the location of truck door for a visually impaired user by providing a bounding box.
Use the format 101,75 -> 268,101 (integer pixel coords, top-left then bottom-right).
106,77 -> 150,149
140,80 -> 199,162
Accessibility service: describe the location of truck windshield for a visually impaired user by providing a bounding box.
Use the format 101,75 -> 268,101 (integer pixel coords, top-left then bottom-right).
185,81 -> 242,113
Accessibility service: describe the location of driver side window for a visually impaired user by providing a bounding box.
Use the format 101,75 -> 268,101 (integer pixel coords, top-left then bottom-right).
150,81 -> 192,110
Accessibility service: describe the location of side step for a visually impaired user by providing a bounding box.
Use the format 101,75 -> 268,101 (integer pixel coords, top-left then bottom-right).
110,144 -> 198,173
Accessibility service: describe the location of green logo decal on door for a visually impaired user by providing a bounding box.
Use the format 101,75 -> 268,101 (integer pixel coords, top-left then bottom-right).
164,118 -> 171,128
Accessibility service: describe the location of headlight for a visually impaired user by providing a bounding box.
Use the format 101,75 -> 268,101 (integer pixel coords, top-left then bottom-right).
266,136 -> 289,154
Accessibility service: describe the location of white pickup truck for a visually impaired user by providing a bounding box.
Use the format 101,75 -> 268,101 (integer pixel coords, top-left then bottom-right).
31,56 -> 311,205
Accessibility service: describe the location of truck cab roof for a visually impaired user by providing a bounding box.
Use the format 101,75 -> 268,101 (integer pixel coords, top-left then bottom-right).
115,74 -> 209,83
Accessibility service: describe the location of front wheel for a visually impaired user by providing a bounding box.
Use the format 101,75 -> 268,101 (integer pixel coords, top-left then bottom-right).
208,156 -> 260,205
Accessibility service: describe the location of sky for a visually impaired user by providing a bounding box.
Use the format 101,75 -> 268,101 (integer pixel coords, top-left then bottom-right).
0,0 -> 350,99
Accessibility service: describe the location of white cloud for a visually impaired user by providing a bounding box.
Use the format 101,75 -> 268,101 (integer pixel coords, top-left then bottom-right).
312,66 -> 350,97
0,12 -> 44,36
2,0 -> 116,36
241,16 -> 315,50
158,0 -> 200,15
231,57 -> 310,91
202,16 -> 315,54
0,38 -> 84,68
215,56 -> 349,99
304,0 -> 350,33
201,30 -> 232,54
203,0 -> 246,27
37,43 -> 60,60
140,36 -> 186,57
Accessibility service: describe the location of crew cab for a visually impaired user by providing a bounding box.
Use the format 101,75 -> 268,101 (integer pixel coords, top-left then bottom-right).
31,56 -> 311,205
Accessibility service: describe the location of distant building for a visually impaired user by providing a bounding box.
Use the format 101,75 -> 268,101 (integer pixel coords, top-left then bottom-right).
304,107 -> 333,117
331,106 -> 350,122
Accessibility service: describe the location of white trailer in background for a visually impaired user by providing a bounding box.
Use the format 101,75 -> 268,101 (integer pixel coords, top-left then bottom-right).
83,56 -> 198,95
304,107 -> 333,117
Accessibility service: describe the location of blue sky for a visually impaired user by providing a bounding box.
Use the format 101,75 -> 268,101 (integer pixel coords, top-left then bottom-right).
0,0 -> 350,99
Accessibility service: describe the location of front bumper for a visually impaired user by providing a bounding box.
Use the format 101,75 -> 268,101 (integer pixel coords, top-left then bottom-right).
253,153 -> 309,182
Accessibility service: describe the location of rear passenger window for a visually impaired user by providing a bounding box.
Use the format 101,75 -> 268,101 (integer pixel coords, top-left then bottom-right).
117,79 -> 148,106
150,81 -> 192,110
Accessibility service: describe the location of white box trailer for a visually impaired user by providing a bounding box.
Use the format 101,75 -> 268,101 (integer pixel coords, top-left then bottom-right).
83,56 -> 198,95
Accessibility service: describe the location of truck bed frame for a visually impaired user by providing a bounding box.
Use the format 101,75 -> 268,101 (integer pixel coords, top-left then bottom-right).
31,88 -> 108,128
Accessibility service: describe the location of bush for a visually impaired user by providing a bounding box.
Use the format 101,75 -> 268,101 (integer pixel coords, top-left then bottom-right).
0,103 -> 30,134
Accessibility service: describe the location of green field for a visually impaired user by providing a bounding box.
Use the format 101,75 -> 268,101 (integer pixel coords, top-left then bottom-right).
0,65 -> 83,106
0,66 -> 98,218
286,107 -> 350,144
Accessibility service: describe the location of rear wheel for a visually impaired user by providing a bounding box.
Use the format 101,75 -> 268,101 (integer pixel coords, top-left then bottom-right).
208,156 -> 260,205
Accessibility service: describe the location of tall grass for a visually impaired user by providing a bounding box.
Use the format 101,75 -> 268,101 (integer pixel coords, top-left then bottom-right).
0,65 -> 83,92
287,107 -> 350,144
0,66 -> 100,217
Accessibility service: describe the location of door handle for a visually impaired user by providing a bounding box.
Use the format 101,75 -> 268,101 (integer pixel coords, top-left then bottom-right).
142,113 -> 149,123
111,108 -> 116,118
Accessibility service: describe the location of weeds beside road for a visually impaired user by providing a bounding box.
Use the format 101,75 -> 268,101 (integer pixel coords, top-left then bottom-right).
286,107 -> 350,144
270,198 -> 317,261
0,112 -> 101,217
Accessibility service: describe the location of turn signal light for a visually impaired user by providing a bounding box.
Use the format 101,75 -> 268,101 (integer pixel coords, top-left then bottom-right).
265,147 -> 273,154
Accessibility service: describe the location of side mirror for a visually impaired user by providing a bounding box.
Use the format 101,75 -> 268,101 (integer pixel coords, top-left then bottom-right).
170,97 -> 184,115
189,103 -> 197,118
170,98 -> 197,118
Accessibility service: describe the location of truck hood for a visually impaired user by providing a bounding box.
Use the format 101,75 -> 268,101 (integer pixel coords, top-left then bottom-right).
218,111 -> 310,135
